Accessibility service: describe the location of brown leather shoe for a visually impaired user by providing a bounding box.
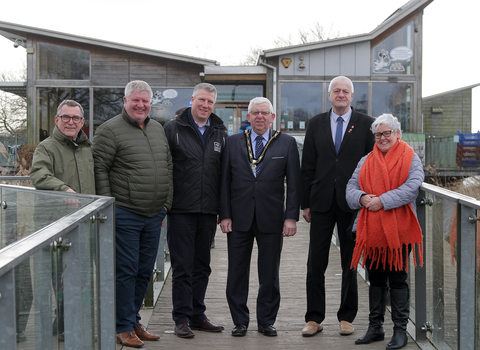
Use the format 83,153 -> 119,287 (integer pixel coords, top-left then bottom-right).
135,323 -> 160,341
116,331 -> 144,348
190,319 -> 224,332
339,321 -> 354,335
302,321 -> 323,337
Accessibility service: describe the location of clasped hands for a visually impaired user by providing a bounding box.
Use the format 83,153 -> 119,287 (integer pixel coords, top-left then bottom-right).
360,194 -> 384,212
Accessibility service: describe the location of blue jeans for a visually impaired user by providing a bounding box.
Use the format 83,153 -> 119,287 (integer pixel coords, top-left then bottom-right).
115,207 -> 166,333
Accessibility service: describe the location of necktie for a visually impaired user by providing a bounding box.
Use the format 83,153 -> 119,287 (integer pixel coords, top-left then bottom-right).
335,117 -> 344,154
255,135 -> 264,175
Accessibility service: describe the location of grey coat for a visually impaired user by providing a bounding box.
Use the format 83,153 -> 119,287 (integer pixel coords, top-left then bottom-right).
346,152 -> 424,231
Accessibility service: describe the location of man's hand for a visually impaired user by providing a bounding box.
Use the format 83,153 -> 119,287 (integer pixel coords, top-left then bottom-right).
220,218 -> 232,233
283,219 -> 297,237
302,208 -> 311,223
64,188 -> 80,209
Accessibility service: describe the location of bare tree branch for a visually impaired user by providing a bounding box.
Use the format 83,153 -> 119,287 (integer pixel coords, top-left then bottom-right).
0,64 -> 27,134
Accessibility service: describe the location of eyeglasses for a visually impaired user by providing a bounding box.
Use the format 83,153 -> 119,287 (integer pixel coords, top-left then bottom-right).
59,115 -> 83,124
249,111 -> 272,116
374,130 -> 394,139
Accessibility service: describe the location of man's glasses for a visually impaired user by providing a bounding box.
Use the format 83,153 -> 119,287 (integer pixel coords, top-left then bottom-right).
374,130 -> 394,139
59,115 -> 83,124
249,111 -> 272,116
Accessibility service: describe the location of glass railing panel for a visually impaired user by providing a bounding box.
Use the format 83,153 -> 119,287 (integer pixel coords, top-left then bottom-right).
14,247 -> 57,349
0,186 -> 94,251
423,193 -> 458,350
13,216 -> 99,349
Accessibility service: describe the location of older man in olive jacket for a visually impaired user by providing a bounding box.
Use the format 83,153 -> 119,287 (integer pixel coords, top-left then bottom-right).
30,99 -> 94,342
31,99 -> 95,195
93,80 -> 173,348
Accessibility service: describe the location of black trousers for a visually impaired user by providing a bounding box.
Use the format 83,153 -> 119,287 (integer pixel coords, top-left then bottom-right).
366,246 -> 410,290
305,200 -> 358,323
167,213 -> 217,325
226,217 -> 283,326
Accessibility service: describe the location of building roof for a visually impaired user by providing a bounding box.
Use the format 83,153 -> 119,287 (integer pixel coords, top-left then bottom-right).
0,20 -> 218,66
0,82 -> 26,98
423,83 -> 480,101
260,0 -> 433,58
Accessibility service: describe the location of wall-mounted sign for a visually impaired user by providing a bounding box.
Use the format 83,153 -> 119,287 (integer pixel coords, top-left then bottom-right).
281,58 -> 292,68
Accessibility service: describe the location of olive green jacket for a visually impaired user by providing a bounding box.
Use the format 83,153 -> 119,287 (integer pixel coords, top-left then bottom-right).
92,109 -> 173,217
30,126 -> 95,194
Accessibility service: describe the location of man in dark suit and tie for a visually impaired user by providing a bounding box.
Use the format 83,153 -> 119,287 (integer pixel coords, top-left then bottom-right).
301,76 -> 375,337
220,97 -> 301,337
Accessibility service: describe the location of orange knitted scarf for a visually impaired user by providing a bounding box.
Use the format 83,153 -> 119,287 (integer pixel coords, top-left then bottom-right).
351,140 -> 423,271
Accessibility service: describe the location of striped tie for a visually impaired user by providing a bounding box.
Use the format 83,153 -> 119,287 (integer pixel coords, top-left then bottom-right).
255,135 -> 264,175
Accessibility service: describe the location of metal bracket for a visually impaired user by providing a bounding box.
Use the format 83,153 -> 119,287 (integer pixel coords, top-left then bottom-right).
90,213 -> 108,223
468,216 -> 480,224
421,321 -> 434,333
1,201 -> 7,209
51,237 -> 72,252
420,197 -> 433,207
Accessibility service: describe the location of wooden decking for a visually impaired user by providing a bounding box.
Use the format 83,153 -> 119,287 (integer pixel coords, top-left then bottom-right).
119,219 -> 421,349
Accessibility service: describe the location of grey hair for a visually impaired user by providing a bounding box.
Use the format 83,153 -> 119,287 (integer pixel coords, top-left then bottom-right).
371,113 -> 402,137
125,80 -> 153,100
328,76 -> 354,93
57,100 -> 84,118
193,83 -> 217,101
248,97 -> 273,113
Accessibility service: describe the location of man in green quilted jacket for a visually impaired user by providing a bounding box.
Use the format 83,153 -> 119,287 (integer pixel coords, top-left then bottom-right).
93,80 -> 173,348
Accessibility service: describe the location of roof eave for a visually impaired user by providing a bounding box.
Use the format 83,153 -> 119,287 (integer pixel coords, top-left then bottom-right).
0,21 -> 218,66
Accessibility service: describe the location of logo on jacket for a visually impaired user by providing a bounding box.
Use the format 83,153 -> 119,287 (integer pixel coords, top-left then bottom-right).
214,142 -> 221,152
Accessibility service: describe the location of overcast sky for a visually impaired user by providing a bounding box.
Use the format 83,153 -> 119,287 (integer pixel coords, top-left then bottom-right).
0,0 -> 478,131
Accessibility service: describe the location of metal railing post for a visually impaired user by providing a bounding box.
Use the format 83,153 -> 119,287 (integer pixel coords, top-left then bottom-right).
457,202 -> 476,350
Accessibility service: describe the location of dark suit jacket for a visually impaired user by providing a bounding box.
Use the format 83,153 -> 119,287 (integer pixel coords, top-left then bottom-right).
301,109 -> 375,213
220,130 -> 301,233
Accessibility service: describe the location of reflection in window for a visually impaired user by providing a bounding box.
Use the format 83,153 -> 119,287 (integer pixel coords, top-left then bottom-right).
94,88 -> 124,131
37,88 -> 90,139
372,21 -> 414,75
372,83 -> 412,132
216,85 -> 263,102
280,82 -> 322,132
93,88 -> 193,131
37,42 -> 90,80
150,88 -> 192,124
326,83 -> 368,115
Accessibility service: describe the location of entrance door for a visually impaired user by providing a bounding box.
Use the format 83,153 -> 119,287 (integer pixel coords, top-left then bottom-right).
214,104 -> 248,136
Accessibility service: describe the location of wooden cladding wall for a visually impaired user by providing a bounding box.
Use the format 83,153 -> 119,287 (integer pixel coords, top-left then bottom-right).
422,90 -> 472,134
91,48 -> 202,87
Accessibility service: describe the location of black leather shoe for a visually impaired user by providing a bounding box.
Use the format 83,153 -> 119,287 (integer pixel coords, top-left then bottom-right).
174,323 -> 195,338
258,324 -> 277,336
232,324 -> 247,336
355,327 -> 385,344
190,319 -> 224,332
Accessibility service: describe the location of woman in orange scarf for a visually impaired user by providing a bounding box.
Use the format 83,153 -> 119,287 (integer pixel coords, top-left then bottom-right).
346,114 -> 424,349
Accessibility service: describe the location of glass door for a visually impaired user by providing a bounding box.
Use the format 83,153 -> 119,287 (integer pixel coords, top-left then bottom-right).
214,104 -> 248,135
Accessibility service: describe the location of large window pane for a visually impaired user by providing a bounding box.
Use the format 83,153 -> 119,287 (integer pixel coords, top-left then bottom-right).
93,88 -> 124,132
372,21 -> 414,75
37,88 -> 90,139
327,82 -> 368,115
37,42 -> 90,80
150,88 -> 192,124
280,82 -> 322,132
216,85 -> 263,102
93,88 -> 193,131
372,83 -> 412,132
